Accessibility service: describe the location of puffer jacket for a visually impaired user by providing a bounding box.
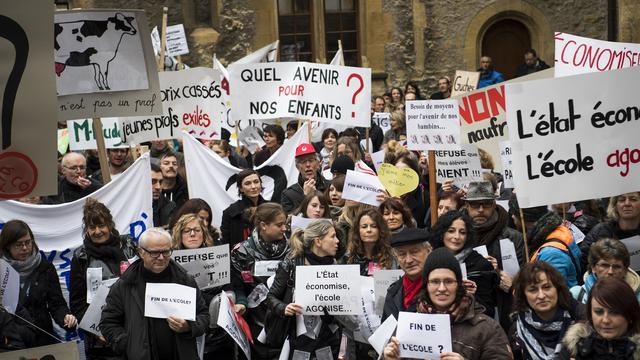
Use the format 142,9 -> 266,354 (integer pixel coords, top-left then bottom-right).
570,269 -> 640,304
556,323 -> 640,359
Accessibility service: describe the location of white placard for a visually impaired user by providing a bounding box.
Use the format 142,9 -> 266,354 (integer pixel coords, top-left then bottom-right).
229,62 -> 371,127
67,118 -> 128,150
119,67 -> 224,144
434,144 -> 482,186
554,32 -> 640,78
291,215 -> 317,231
373,269 -> 404,316
371,149 -> 386,172
79,278 -> 118,336
499,140 -> 514,188
238,126 -> 266,154
473,245 -> 489,258
85,267 -> 103,304
396,312 -> 452,359
171,245 -> 230,290
568,222 -> 586,244
294,264 -> 363,315
165,24 -> 189,56
499,239 -> 520,277
368,315 -> 397,359
342,169 -> 385,207
144,283 -> 197,321
0,259 -> 20,314
450,70 -> 480,97
353,276 -> 381,343
254,260 -> 280,278
621,236 -> 640,271
150,26 -> 161,55
406,100 -> 462,151
217,292 -> 251,359
372,112 -> 391,135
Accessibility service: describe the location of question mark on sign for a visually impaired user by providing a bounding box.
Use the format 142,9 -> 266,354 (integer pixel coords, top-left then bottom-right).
438,345 -> 444,353
347,73 -> 364,119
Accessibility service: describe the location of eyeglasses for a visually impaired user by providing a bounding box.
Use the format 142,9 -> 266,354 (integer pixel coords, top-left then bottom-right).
427,279 -> 458,288
141,247 -> 172,259
11,239 -> 33,249
63,165 -> 86,172
182,228 -> 203,235
467,200 -> 495,209
595,262 -> 625,272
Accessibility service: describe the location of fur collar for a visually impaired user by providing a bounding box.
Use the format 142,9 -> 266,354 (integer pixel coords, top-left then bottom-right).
563,323 -> 640,358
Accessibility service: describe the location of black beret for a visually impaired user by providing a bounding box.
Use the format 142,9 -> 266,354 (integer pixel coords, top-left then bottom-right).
390,227 -> 430,248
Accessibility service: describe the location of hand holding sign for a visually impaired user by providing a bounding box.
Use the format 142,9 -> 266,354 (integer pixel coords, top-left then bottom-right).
378,163 -> 419,197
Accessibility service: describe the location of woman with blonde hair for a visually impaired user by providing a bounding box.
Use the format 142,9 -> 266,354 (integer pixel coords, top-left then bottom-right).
171,213 -> 214,249
382,111 -> 406,145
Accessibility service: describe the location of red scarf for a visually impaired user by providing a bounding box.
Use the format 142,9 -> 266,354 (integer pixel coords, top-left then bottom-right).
402,275 -> 423,309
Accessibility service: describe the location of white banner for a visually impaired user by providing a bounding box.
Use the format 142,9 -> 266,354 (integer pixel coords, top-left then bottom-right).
342,169 -> 385,207
171,245 -> 231,290
434,144 -> 483,185
78,278 -> 118,336
397,312 -> 452,359
295,264 -> 363,315
406,100 -> 462,151
217,292 -> 251,359
67,118 -> 127,150
499,140 -> 514,188
554,32 -> 640,78
450,70 -> 480,97
165,24 -> 189,56
144,283 -> 197,320
229,62 -> 371,127
0,259 -> 19,314
505,66 -> 640,207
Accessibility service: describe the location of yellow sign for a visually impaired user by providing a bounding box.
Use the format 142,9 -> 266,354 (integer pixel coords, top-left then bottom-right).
378,163 -> 419,197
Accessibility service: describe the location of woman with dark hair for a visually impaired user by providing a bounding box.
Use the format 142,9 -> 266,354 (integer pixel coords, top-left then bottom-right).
385,143 -> 428,228
294,191 -> 331,219
430,210 -> 498,317
254,124 -> 286,166
389,87 -> 404,111
347,208 -> 395,275
383,247 -> 512,360
509,262 -> 583,360
320,128 -> 338,170
437,190 -> 464,218
169,198 -> 222,244
326,174 -> 345,208
379,197 -> 415,233
70,197 -> 137,359
558,276 -> 640,359
404,81 -> 424,100
221,169 -> 265,246
0,220 -> 77,347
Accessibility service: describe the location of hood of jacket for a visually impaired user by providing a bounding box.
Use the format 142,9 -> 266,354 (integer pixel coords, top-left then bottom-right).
562,322 -> 640,358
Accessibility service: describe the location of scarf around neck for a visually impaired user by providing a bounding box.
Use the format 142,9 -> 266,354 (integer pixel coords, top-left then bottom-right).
516,308 -> 573,360
402,275 -> 423,309
475,206 -> 508,246
305,250 -> 335,265
83,234 -> 127,263
253,229 -> 288,259
2,251 -> 42,283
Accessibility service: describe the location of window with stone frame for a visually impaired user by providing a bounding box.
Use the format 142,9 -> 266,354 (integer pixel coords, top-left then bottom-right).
324,0 -> 359,66
277,0 -> 313,62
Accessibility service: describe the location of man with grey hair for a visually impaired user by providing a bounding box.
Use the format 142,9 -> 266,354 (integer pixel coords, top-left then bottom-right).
281,143 -> 329,213
100,228 -> 209,359
42,152 -> 102,204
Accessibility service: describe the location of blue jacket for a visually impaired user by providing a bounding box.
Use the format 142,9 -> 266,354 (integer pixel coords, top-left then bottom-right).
478,69 -> 505,88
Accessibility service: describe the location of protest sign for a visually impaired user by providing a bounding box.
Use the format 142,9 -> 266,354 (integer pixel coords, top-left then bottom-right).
499,239 -> 520,277
165,24 -> 189,56
295,264 -> 362,315
373,269 -> 404,315
397,312 -> 452,359
1,1 -> 58,198
372,112 -> 391,134
406,100 -> 461,151
79,278 -> 118,336
0,259 -> 19,314
371,149 -> 386,171
455,68 -> 554,172
499,140 -> 514,188
68,118 -> 127,150
291,215 -> 317,231
353,276 -> 381,343
621,236 -> 640,271
145,283 -> 197,321
58,129 -> 70,154
238,126 -> 266,153
119,67 -> 224,144
217,293 -> 251,359
434,144 -> 483,186
0,342 -> 80,359
342,169 -> 385,207
254,261 -> 280,278
56,10 -> 162,120
451,70 -> 480,97
368,315 -> 397,359
505,66 -> 640,207
378,164 -> 419,197
171,245 -> 230,290
554,32 -> 640,78
473,245 -> 489,258
151,26 -> 161,55
229,62 -> 371,127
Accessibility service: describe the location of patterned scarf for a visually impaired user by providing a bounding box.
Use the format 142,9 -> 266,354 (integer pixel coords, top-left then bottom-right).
515,308 -> 573,360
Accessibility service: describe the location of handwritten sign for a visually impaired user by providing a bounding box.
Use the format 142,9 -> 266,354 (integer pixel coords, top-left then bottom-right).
373,269 -> 404,315
67,118 -> 127,150
171,244 -> 230,290
378,164 -> 419,197
144,283 -> 197,320
620,236 -> 640,271
434,144 -> 483,186
79,278 -> 118,336
217,292 -> 251,359
451,70 -> 480,97
0,259 -> 19,314
406,100 -> 461,151
396,312 -> 452,359
254,260 -> 280,278
295,264 -> 362,315
165,24 -> 189,56
229,62 -> 371,127
342,169 -> 385,207
499,140 -> 514,188
505,66 -> 640,207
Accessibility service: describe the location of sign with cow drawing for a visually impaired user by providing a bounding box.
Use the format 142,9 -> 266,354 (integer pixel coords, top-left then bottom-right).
0,1 -> 58,198
56,10 -> 162,121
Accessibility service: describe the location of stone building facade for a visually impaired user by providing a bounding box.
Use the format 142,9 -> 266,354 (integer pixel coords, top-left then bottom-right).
66,0 -> 639,95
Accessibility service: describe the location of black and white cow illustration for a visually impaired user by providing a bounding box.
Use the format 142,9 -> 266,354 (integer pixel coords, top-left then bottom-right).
54,13 -> 137,90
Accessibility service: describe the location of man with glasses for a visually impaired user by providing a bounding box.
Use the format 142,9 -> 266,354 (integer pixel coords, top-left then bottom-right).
43,152 -> 102,204
382,227 -> 432,322
281,143 -> 329,213
100,228 -> 209,360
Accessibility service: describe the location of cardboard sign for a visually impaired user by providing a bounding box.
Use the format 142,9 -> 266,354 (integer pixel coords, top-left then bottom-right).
79,278 -> 118,336
499,239 -> 520,277
0,259 -> 19,314
372,112 -> 391,134
406,100 -> 462,151
342,169 -> 385,207
620,236 -> 640,271
505,66 -> 640,207
171,245 -> 230,290
434,144 -> 483,186
294,264 -> 363,315
56,10 -> 162,120
0,342 -> 80,359
373,269 -> 404,316
144,283 -> 197,321
396,312 -> 452,359
451,70 -> 480,97
499,140 -> 514,188
377,164 -> 419,197
229,62 -> 371,127
119,67 -> 224,144
67,118 -> 128,150
165,24 -> 189,56
217,293 -> 251,359
554,32 -> 640,78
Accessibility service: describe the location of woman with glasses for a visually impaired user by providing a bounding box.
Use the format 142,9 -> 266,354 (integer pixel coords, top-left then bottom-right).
169,198 -> 222,245
70,197 -> 137,359
571,238 -> 640,303
383,248 -> 512,360
0,220 -> 77,347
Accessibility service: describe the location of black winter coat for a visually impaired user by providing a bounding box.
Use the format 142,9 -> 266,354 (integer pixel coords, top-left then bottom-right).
100,260 -> 209,360
580,220 -> 640,272
281,173 -> 329,214
19,260 -> 72,346
381,276 -> 419,322
41,177 -> 102,204
220,195 -> 264,246
557,322 -> 640,360
162,174 -> 189,209
458,249 -> 499,318
153,194 -> 176,228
